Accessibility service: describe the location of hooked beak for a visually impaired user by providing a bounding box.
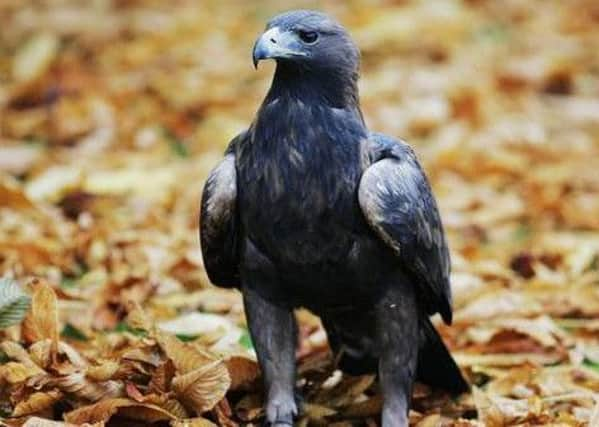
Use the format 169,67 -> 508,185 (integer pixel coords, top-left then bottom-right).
252,27 -> 307,69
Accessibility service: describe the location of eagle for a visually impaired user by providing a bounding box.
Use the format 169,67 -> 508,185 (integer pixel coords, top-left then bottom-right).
200,10 -> 468,427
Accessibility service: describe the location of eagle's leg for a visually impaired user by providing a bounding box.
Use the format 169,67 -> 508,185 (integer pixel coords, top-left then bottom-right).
376,282 -> 419,427
243,285 -> 298,427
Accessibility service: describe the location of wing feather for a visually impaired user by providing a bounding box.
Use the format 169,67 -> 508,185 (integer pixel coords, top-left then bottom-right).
359,134 -> 453,323
200,151 -> 239,287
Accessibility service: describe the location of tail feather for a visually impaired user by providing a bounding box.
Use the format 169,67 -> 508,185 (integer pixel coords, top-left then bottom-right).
323,312 -> 469,395
417,318 -> 469,395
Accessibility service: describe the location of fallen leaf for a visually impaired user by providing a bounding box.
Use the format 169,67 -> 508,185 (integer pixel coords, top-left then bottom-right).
13,390 -> 63,417
64,398 -> 176,424
224,355 -> 260,391
22,280 -> 59,360
172,359 -> 231,414
12,32 -> 59,83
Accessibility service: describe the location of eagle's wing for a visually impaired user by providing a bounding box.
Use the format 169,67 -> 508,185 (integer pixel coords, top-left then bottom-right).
358,133 -> 453,324
199,134 -> 244,288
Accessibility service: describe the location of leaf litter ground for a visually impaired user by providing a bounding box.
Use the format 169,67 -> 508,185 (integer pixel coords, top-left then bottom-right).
1,0 -> 599,425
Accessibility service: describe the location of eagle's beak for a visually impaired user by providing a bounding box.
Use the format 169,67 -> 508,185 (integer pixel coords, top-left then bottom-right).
252,27 -> 307,69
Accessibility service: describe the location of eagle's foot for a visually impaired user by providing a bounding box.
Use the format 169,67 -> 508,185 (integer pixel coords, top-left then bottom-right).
265,393 -> 297,426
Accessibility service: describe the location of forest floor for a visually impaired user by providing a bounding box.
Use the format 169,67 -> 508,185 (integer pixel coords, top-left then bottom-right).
1,0 -> 599,425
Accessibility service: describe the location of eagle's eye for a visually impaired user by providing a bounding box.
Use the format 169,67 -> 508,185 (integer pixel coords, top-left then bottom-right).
298,30 -> 318,44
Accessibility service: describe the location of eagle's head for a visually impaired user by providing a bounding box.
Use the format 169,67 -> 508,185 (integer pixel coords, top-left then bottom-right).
252,10 -> 359,78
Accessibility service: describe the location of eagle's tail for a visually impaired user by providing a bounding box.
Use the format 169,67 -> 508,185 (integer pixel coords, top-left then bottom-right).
323,312 -> 469,395
417,317 -> 469,395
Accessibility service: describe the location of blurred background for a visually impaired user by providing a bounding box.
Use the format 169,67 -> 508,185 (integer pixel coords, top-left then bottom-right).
1,0 -> 599,425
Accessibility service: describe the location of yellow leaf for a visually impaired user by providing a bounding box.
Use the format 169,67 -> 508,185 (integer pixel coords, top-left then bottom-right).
303,403 -> 337,420
12,32 -> 59,83
86,360 -> 120,381
0,361 -> 36,383
125,300 -> 153,331
172,359 -> 231,414
0,341 -> 45,375
23,281 -> 59,360
12,389 -> 63,417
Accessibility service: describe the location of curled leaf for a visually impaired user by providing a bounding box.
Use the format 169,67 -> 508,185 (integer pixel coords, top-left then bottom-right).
155,329 -> 217,374
86,360 -> 120,381
29,340 -> 87,370
0,340 -> 45,374
12,389 -> 63,417
64,397 -> 176,424
148,358 -> 176,394
50,371 -> 123,402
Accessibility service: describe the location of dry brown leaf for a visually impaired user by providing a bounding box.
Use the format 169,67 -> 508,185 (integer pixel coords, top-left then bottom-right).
50,371 -> 123,402
224,355 -> 260,391
121,346 -> 162,367
125,300 -> 153,331
22,281 -> 59,360
0,176 -> 35,209
12,390 -> 63,417
148,358 -> 176,394
172,359 -> 231,414
64,398 -> 176,424
212,399 -> 238,427
28,340 -> 88,371
86,360 -> 120,381
161,398 -> 191,419
155,329 -> 218,374
126,302 -> 220,376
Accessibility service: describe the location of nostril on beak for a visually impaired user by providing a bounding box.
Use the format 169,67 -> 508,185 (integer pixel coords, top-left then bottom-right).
270,38 -> 276,44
